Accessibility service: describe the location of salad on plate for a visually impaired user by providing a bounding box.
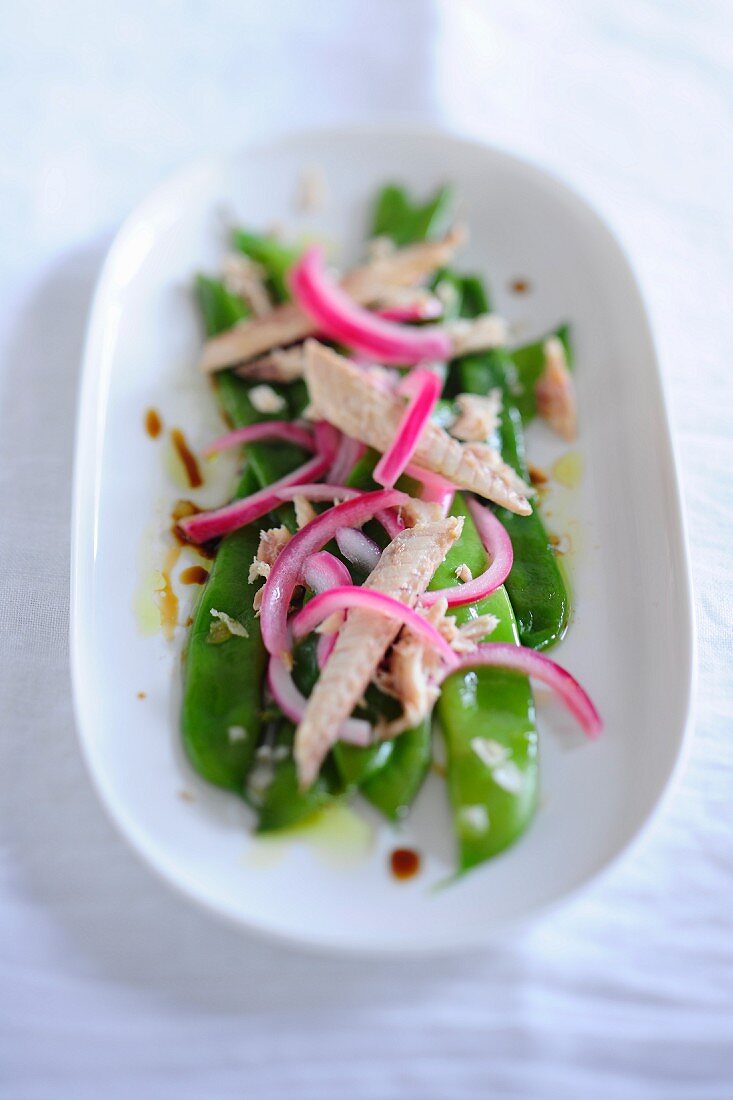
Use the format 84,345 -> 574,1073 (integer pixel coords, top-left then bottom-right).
174,182 -> 601,877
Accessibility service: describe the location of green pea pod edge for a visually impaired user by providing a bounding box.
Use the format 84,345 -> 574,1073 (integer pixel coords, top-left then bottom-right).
431,494 -> 539,873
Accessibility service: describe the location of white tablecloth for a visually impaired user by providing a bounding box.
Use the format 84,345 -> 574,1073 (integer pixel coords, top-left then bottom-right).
1,2 -> 731,1096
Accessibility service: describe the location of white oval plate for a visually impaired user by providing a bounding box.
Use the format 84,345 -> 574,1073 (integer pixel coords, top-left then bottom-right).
71,125 -> 694,953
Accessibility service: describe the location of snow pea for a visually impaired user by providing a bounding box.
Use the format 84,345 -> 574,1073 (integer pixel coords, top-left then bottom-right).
506,324 -> 572,424
251,631 -> 341,830
255,723 -> 340,832
196,275 -> 309,510
435,494 -> 538,872
493,404 -> 570,650
371,183 -> 455,246
458,347 -> 570,650
255,633 -> 386,830
181,465 -> 266,790
181,278 -> 306,793
447,271 -> 570,651
360,723 -> 432,821
231,229 -> 301,304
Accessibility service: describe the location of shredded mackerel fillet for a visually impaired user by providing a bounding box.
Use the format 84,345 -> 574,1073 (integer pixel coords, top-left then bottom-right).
304,341 -> 532,515
293,515 -> 463,788
366,235 -> 396,262
373,285 -> 440,312
375,598 -> 498,737
446,315 -> 508,356
455,562 -> 473,583
374,631 -> 441,739
234,346 -> 306,384
451,390 -> 502,443
248,526 -> 292,584
222,253 -> 272,317
536,336 -> 577,442
293,495 -> 317,529
200,227 -> 466,372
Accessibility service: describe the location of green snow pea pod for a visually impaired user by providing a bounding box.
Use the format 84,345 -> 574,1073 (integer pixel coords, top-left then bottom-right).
435,494 -> 538,872
181,278 -> 306,793
492,404 -> 570,650
181,465 -> 266,790
255,724 -> 342,832
458,348 -> 570,650
231,229 -> 301,304
453,279 -> 571,651
360,723 -> 432,822
196,275 -> 310,509
506,324 -> 573,424
371,183 -> 455,246
195,273 -> 249,332
251,633 -> 340,830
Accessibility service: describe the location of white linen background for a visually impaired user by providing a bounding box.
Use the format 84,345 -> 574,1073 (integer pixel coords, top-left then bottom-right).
0,1 -> 731,1097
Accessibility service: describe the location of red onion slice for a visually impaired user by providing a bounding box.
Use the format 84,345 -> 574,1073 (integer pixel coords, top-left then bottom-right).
376,297 -> 443,323
291,586 -> 458,665
376,508 -> 405,540
202,420 -> 314,457
178,451 -> 333,543
178,421 -> 339,544
290,246 -> 452,364
420,497 -> 513,608
438,643 -> 602,738
301,551 -> 352,670
260,489 -> 410,659
373,368 -> 442,488
272,483 -> 359,504
405,463 -> 456,514
329,433 -> 366,485
302,551 -> 352,593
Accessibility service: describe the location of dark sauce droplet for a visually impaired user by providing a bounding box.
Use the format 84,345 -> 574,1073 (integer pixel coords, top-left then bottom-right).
510,278 -> 531,294
390,848 -> 421,881
180,565 -> 209,586
170,500 -> 216,558
145,408 -> 162,438
171,428 -> 203,489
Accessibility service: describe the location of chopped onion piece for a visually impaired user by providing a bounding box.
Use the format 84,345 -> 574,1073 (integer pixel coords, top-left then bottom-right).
272,483 -> 359,504
301,551 -> 352,669
335,527 -> 382,573
376,508 -> 404,539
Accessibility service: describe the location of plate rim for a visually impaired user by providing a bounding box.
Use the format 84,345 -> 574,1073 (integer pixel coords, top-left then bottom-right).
69,121 -> 697,955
